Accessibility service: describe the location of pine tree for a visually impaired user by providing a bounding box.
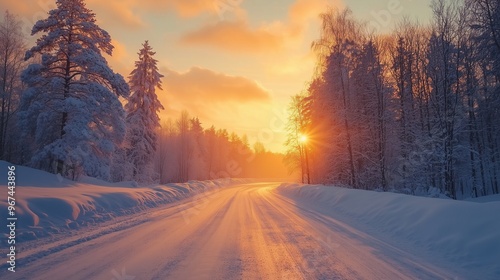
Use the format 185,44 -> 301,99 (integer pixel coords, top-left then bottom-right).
19,0 -> 129,180
125,41 -> 164,183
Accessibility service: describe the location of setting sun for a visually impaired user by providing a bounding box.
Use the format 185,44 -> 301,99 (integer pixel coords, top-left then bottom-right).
299,134 -> 308,143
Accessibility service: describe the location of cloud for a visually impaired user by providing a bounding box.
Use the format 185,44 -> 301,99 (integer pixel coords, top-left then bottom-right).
95,0 -> 234,20
180,20 -> 285,53
107,0 -> 244,20
154,0 -> 220,18
88,0 -> 145,29
0,0 -> 145,31
155,67 -> 273,135
179,0 -> 343,53
289,0 -> 342,25
0,0 -> 53,35
0,0 -> 226,33
163,67 -> 271,105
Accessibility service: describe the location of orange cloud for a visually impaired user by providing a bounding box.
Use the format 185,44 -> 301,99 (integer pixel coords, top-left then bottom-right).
97,0 -> 235,19
0,0 -> 55,35
0,1 -> 42,16
158,0 -> 218,18
163,67 -> 271,104
0,0 -> 226,32
0,0 -> 145,31
156,67 -> 273,131
289,0 -> 343,24
179,0 -> 343,53
88,0 -> 145,29
180,20 -> 285,53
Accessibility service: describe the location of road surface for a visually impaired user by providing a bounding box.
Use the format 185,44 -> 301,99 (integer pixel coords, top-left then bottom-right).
13,182 -> 455,279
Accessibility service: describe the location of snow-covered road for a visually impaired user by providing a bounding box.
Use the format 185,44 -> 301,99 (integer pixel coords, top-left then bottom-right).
14,182 -> 458,279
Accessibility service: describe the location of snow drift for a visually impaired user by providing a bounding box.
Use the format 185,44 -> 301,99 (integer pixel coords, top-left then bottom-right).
277,183 -> 500,279
0,161 -> 246,241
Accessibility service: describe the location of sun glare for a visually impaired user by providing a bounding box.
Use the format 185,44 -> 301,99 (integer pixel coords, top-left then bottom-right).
299,134 -> 308,143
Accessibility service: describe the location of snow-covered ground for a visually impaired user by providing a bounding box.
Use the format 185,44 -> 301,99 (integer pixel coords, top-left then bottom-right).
3,182 -> 465,279
2,161 -> 499,279
277,183 -> 500,279
0,160 -> 248,242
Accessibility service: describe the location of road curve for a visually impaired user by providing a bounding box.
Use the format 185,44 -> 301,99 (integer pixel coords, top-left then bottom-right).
13,182 -> 455,280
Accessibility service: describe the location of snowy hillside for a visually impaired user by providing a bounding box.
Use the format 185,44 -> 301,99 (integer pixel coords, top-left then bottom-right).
277,183 -> 500,279
0,161 -> 246,242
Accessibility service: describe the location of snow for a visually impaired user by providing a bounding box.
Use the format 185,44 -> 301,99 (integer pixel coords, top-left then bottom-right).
21,0 -> 129,180
0,161 -> 247,242
4,181 -> 459,279
3,160 -> 499,278
121,40 -> 164,183
277,183 -> 500,279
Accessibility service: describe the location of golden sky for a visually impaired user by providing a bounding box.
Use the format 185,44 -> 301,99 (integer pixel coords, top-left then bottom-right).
1,0 -> 432,152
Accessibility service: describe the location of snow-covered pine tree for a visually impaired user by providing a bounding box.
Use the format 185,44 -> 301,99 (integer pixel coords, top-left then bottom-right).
125,41 -> 164,183
19,0 -> 129,180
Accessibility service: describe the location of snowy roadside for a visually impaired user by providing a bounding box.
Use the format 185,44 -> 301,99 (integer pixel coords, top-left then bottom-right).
277,183 -> 500,279
0,161 -> 249,242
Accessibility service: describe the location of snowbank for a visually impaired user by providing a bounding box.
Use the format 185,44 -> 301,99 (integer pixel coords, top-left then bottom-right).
465,194 -> 500,203
277,183 -> 500,279
0,161 -> 248,242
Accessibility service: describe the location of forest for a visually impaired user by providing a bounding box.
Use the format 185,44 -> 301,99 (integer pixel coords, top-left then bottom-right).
1,0 -> 499,199
285,0 -> 500,199
0,1 -> 287,185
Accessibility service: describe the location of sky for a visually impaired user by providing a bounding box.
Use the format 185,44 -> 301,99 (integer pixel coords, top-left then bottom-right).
1,0 -> 433,152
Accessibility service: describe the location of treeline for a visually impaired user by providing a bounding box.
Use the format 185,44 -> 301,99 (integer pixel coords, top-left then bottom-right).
286,0 -> 500,199
154,111 -> 287,184
0,11 -> 24,164
0,1 -> 286,184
